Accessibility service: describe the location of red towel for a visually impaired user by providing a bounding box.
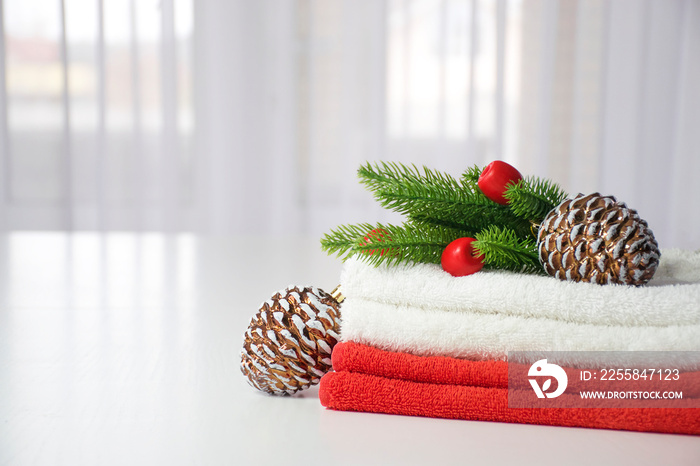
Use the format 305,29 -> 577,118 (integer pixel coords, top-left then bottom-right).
330,340 -> 508,387
330,341 -> 700,396
319,342 -> 700,435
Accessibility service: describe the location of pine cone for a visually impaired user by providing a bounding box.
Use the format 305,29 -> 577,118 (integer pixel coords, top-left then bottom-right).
537,193 -> 660,286
241,286 -> 341,395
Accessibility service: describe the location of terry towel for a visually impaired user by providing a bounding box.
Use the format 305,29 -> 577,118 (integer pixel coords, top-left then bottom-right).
339,249 -> 700,364
319,342 -> 700,435
329,342 -> 700,396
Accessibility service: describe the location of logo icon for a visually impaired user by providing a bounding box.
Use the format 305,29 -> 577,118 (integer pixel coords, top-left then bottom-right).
528,359 -> 568,399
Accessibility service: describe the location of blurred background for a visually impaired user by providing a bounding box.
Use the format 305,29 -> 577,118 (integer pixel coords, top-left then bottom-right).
0,0 -> 698,248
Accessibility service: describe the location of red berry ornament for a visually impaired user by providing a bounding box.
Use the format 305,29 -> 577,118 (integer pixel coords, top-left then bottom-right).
441,237 -> 484,277
478,160 -> 523,205
359,228 -> 391,256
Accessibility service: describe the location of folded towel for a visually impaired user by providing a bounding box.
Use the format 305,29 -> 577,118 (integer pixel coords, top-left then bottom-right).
340,249 -> 700,327
332,340 -> 507,388
331,342 -> 700,396
339,250 -> 700,364
320,343 -> 700,435
325,251 -> 700,433
341,298 -> 700,365
331,341 -> 700,398
320,371 -> 700,435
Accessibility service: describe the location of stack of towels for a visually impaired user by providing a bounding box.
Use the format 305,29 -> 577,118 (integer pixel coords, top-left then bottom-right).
318,249 -> 700,435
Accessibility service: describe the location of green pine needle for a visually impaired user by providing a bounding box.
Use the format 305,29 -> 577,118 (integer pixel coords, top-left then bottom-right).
461,164 -> 482,187
320,221 -> 466,267
321,161 -> 564,274
357,161 -> 529,236
505,176 -> 568,223
358,161 -> 465,209
473,225 -> 543,274
407,213 -> 477,236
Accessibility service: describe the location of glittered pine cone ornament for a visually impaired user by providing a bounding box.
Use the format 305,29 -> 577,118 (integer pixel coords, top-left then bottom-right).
241,286 -> 342,395
537,193 -> 660,286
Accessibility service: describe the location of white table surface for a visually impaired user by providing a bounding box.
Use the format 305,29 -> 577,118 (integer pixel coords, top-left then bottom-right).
0,232 -> 698,465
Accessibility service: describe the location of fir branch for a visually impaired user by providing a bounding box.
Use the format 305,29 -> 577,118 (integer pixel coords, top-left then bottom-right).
461,164 -> 482,188
407,204 -> 531,239
473,225 -> 543,274
357,161 -> 529,236
505,176 -> 568,223
358,161 -> 465,209
320,223 -> 369,261
320,221 -> 465,267
408,213 -> 478,236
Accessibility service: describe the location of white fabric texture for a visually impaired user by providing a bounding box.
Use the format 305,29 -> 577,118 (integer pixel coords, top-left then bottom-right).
338,250 -> 700,363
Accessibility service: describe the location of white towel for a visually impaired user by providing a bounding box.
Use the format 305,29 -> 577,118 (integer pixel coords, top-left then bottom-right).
339,249 -> 700,365
340,249 -> 700,327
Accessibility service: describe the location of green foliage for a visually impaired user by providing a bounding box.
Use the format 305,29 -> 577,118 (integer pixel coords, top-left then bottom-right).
320,222 -> 465,266
461,165 -> 482,187
505,176 -> 567,222
357,162 -> 529,236
357,161 -> 469,215
474,225 -> 543,274
321,160 -> 566,274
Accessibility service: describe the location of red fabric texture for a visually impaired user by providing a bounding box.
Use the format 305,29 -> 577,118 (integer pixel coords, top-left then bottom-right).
331,340 -> 508,388
319,342 -> 700,435
331,341 -> 700,396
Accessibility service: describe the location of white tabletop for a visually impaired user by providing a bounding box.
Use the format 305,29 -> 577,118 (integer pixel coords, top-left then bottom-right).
0,232 -> 698,465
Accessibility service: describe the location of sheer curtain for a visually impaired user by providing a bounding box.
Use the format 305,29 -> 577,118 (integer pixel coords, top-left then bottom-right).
0,0 -> 194,231
1,0 -> 699,249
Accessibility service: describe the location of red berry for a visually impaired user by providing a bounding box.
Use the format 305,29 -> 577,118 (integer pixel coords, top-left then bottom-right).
359,228 -> 391,256
478,160 -> 523,205
441,238 -> 484,277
